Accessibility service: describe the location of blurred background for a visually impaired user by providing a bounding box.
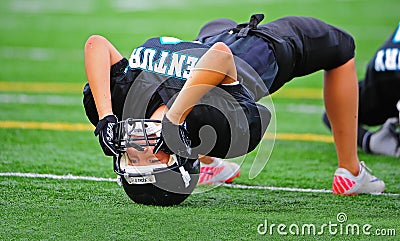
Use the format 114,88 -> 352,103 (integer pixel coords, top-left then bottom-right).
1,0 -> 398,86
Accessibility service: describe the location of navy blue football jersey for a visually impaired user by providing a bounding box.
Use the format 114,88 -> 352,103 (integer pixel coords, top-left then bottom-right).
119,37 -> 271,157
359,23 -> 400,125
127,36 -> 277,102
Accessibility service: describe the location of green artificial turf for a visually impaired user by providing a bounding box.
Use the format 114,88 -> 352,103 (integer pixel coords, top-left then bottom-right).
1,0 -> 399,240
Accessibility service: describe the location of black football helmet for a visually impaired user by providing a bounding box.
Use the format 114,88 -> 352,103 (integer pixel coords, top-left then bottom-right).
113,118 -> 199,206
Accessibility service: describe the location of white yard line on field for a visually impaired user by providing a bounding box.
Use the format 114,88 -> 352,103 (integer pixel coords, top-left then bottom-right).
0,93 -> 81,105
285,104 -> 325,114
0,172 -> 398,197
0,81 -> 324,100
0,47 -> 81,61
222,183 -> 400,197
0,93 -> 326,115
0,172 -> 116,182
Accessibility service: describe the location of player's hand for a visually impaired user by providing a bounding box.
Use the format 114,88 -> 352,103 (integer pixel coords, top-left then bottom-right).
153,115 -> 195,158
94,114 -> 118,156
367,117 -> 400,157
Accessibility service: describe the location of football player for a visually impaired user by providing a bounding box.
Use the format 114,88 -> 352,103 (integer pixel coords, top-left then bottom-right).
323,23 -> 400,158
83,14 -> 385,205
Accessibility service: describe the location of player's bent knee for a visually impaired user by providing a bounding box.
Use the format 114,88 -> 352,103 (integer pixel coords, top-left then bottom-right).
211,42 -> 232,54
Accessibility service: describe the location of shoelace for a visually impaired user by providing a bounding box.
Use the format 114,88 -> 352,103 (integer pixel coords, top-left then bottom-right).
360,161 -> 372,174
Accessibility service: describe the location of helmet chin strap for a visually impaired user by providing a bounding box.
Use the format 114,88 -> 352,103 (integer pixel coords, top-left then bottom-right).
179,166 -> 191,188
168,154 -> 191,187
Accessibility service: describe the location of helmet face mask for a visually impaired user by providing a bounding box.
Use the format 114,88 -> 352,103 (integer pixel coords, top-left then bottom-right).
114,118 -> 162,152
113,118 -> 199,206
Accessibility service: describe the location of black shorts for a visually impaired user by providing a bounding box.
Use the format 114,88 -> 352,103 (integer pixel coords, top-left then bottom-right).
83,58 -> 270,158
259,16 -> 355,93
184,84 -> 271,158
196,16 -> 356,94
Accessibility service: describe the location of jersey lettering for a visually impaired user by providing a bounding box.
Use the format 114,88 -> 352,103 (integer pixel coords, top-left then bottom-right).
139,48 -> 157,71
374,48 -> 400,71
183,56 -> 198,79
167,53 -> 187,78
129,47 -> 144,69
153,50 -> 169,74
128,47 -> 200,79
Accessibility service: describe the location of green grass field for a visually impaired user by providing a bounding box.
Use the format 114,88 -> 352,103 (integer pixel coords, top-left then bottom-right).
1,0 -> 399,240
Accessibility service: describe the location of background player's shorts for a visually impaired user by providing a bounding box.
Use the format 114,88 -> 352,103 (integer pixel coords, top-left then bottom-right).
358,79 -> 397,126
358,68 -> 400,126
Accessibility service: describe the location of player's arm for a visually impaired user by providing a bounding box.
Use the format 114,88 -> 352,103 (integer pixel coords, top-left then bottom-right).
166,42 -> 237,124
84,35 -> 123,119
84,35 -> 124,156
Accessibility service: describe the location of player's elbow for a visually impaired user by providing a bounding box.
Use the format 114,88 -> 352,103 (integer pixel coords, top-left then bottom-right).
84,35 -> 108,51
